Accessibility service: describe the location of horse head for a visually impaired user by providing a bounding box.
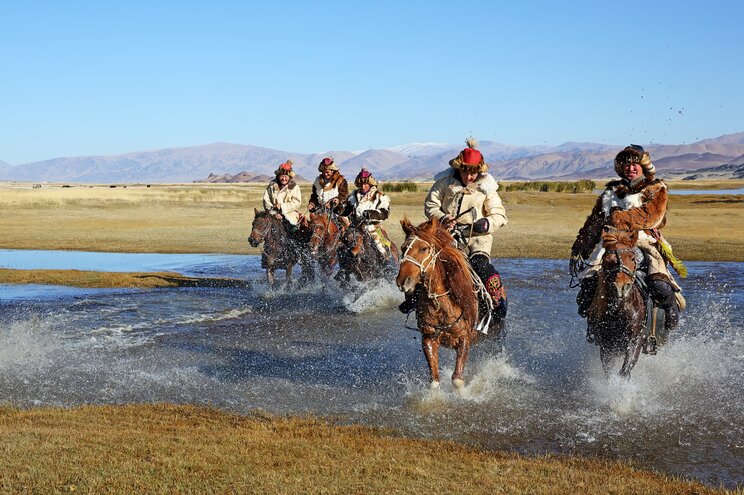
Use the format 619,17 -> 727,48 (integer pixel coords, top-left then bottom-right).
396,217 -> 455,294
341,224 -> 366,257
601,225 -> 640,301
307,211 -> 340,255
248,209 -> 272,248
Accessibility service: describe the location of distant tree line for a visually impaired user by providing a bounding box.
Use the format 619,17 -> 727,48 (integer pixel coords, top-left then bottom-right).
381,182 -> 418,192
502,180 -> 596,193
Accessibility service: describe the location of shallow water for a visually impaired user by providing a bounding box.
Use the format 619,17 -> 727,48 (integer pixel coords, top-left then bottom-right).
0,253 -> 741,488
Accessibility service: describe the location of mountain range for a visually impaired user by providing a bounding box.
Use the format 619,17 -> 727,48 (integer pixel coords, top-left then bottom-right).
2,133 -> 744,183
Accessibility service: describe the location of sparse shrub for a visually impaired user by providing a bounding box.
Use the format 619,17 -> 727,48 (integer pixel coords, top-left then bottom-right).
503,180 -> 596,193
382,182 -> 418,192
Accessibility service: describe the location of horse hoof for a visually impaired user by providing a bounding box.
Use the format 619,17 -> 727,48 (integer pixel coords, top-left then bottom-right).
452,378 -> 465,390
429,380 -> 440,390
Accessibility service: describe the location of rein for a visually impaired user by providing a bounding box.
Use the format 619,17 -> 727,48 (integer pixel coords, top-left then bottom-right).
401,234 -> 467,336
251,216 -> 273,241
604,247 -> 637,279
310,216 -> 340,254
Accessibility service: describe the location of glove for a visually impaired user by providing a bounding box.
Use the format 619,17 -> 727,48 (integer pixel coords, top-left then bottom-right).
569,254 -> 584,277
472,217 -> 489,234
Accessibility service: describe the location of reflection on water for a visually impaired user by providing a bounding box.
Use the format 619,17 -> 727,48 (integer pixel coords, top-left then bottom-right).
668,187 -> 744,195
0,254 -> 741,489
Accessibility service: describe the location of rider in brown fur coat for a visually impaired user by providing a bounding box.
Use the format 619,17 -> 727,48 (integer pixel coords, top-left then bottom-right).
307,157 -> 349,214
571,145 -> 684,337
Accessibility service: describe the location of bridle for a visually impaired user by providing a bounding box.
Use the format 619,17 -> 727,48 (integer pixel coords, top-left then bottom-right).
401,235 -> 440,275
309,214 -> 340,254
603,247 -> 637,280
251,215 -> 273,241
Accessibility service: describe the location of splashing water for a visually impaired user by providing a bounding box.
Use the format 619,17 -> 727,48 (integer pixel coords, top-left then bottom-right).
0,255 -> 741,488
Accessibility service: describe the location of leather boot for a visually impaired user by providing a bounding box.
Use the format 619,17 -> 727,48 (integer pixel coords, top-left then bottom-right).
577,275 -> 597,318
398,291 -> 418,314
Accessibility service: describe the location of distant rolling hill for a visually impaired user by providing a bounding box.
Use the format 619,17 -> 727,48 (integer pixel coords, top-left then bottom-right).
3,133 -> 744,183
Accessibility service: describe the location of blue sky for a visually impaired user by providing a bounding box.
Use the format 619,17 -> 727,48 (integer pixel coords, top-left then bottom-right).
1,0 -> 742,164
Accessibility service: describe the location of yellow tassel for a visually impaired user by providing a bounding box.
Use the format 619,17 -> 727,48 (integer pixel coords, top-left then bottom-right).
658,239 -> 688,278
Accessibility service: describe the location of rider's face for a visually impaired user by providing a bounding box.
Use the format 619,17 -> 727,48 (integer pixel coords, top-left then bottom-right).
278,174 -> 290,186
622,162 -> 643,181
322,169 -> 334,179
360,183 -> 371,194
459,169 -> 479,185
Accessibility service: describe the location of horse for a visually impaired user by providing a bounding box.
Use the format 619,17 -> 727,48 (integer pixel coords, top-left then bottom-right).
336,223 -> 400,285
396,217 -> 484,390
248,209 -> 306,288
306,210 -> 343,277
587,226 -> 648,378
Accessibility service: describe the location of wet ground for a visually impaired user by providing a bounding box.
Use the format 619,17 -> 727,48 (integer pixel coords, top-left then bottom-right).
0,252 -> 741,488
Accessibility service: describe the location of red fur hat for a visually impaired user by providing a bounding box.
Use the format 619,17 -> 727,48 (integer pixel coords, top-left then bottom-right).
449,137 -> 488,174
274,160 -> 295,178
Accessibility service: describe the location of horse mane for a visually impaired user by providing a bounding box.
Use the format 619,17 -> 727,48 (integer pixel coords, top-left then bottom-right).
412,219 -> 478,322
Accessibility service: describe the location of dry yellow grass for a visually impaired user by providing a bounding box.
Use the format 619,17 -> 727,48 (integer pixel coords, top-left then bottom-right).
0,404 -> 728,495
1,181 -> 742,261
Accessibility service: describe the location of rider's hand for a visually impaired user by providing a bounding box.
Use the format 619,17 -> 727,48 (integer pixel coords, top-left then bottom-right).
472,217 -> 489,234
330,198 -> 339,207
273,213 -> 283,220
307,203 -> 315,212
441,214 -> 456,230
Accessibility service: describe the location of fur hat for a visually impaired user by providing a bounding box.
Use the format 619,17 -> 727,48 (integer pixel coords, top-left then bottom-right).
614,145 -> 655,179
274,160 -> 295,178
449,137 -> 488,174
318,157 -> 339,172
354,168 -> 378,188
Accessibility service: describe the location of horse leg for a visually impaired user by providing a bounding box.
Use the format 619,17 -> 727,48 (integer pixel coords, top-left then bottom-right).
266,268 -> 275,288
598,341 -> 614,377
421,335 -> 440,389
452,339 -> 471,390
620,321 -> 647,379
284,263 -> 293,288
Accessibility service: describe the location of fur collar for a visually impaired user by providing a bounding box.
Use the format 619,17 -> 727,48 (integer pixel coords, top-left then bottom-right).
318,171 -> 342,187
356,186 -> 378,201
273,179 -> 296,190
605,177 -> 662,198
446,170 -> 498,195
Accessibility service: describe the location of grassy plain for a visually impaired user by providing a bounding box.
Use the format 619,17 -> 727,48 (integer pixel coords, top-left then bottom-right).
1,180 -> 742,261
1,181 -> 741,493
0,404 -> 730,495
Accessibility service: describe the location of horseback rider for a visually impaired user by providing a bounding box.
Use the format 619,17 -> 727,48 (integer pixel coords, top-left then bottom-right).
399,137 -> 509,327
570,144 -> 685,338
340,168 -> 393,260
307,157 -> 349,215
262,160 -> 302,230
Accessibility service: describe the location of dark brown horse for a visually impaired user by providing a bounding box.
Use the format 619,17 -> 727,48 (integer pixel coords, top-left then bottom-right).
336,224 -> 400,285
588,226 -> 648,378
306,210 -> 343,276
396,217 -> 481,390
248,209 -> 306,288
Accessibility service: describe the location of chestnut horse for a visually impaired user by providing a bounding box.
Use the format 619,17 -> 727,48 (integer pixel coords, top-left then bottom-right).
588,226 -> 648,378
307,210 -> 343,276
336,224 -> 400,285
248,209 -> 306,288
396,217 -> 481,389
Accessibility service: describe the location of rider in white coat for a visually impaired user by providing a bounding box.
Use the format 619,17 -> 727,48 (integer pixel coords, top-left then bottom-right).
341,168 -> 392,259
